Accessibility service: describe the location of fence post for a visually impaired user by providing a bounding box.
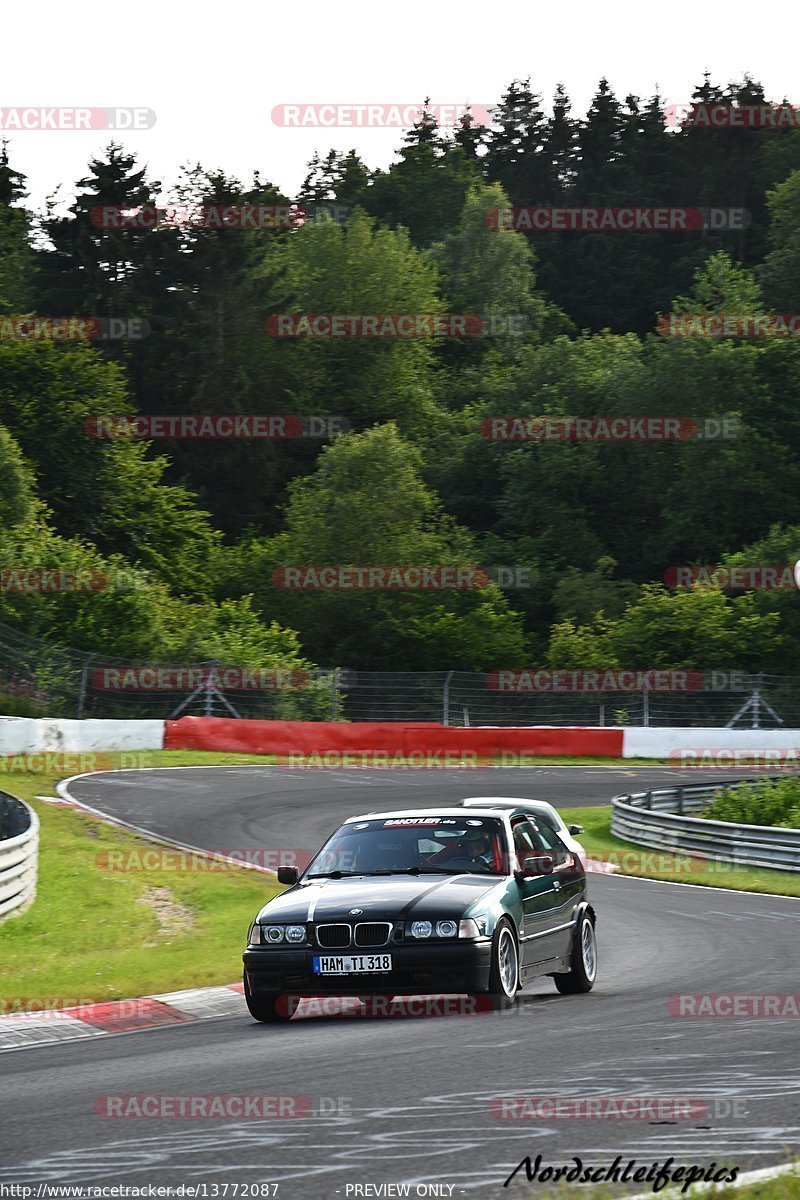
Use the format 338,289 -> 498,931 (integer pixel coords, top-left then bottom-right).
752,674 -> 760,729
205,661 -> 217,717
642,680 -> 650,727
443,670 -> 454,727
330,669 -> 340,721
76,653 -> 95,719
676,787 -> 684,814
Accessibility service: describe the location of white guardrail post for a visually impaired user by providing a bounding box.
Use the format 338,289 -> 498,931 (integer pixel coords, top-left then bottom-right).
0,792 -> 39,919
611,776 -> 800,871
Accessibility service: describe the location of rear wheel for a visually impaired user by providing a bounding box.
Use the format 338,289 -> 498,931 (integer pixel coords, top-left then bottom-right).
243,973 -> 298,1022
554,911 -> 597,994
487,920 -> 519,1010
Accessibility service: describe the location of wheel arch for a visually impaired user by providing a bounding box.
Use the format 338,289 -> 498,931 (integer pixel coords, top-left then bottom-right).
574,899 -> 596,929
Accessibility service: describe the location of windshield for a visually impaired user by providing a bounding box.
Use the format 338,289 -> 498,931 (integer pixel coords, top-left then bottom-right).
305,815 -> 508,877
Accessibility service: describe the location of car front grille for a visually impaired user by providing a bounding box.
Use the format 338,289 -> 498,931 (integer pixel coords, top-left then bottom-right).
315,924 -> 351,948
354,922 -> 392,948
314,922 -> 393,948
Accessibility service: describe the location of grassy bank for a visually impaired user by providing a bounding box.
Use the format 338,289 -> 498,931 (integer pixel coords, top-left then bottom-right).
570,804 -> 800,897
0,765 -> 280,1005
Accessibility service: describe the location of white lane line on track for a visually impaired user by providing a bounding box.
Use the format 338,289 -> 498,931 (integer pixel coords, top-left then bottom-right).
56,772 -> 279,875
598,871 -> 800,901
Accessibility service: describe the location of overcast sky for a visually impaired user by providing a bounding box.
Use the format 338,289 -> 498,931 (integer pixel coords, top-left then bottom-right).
3,0 -> 795,212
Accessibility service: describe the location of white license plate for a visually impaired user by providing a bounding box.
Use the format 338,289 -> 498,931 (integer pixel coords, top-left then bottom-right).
313,954 -> 392,975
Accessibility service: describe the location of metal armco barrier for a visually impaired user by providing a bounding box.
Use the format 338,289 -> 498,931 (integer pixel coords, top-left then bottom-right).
611,777 -> 800,872
0,792 -> 39,918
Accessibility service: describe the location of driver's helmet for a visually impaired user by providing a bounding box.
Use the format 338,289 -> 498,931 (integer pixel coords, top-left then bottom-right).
459,830 -> 492,861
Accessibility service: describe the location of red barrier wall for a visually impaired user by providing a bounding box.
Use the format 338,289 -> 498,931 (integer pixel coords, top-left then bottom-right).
165,717 -> 624,758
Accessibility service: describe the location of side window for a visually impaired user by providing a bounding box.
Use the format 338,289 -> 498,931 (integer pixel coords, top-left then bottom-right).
512,819 -> 544,869
532,820 -> 570,866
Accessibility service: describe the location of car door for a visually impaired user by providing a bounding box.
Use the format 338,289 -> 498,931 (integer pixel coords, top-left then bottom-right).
510,817 -> 561,967
529,817 -> 584,960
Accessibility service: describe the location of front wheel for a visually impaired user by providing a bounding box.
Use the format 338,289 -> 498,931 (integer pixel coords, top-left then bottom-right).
554,911 -> 597,994
487,920 -> 519,1010
244,973 -> 298,1023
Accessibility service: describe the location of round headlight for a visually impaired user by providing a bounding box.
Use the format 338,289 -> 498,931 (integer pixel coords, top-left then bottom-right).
411,920 -> 432,938
436,920 -> 458,938
285,925 -> 306,943
264,925 -> 284,943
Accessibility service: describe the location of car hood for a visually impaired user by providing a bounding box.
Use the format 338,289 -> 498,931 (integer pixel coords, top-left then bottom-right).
257,874 -> 505,923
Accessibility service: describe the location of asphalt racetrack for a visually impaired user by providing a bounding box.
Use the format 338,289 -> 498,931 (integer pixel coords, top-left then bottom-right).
2,765 -> 799,1198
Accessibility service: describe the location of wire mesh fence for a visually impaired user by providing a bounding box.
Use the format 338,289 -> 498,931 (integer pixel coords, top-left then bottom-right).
0,619 -> 795,726
340,671 -> 798,727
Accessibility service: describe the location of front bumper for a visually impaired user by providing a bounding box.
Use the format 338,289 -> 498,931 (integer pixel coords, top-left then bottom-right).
242,940 -> 492,996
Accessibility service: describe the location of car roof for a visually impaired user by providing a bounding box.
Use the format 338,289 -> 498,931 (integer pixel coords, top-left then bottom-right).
460,797 -> 557,811
343,806 -> 524,823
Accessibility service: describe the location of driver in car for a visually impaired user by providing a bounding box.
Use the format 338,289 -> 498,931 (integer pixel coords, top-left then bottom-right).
456,830 -> 495,869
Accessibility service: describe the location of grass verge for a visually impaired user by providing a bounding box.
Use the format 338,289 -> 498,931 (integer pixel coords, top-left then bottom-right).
0,766 -> 281,1006
23,748 -> 675,772
570,805 -> 800,897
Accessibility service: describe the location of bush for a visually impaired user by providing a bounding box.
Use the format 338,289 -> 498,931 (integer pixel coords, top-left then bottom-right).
702,776 -> 800,829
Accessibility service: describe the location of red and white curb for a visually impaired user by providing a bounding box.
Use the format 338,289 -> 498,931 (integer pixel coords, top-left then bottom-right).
0,982 -> 246,1053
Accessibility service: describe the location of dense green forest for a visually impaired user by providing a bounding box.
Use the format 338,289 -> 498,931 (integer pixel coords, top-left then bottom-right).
2,75 -> 800,679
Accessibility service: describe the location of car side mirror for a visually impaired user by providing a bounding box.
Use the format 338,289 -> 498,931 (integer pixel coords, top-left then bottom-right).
517,855 -> 554,879
277,865 -> 299,885
568,824 -> 584,835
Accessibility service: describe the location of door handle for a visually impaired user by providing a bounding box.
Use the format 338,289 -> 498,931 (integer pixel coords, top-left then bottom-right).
552,879 -> 561,891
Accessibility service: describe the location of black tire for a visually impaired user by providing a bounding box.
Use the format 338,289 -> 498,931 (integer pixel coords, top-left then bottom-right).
487,919 -> 520,1010
243,973 -> 298,1023
554,910 -> 597,994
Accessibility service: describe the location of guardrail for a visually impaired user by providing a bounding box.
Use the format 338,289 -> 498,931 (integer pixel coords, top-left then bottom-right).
0,792 -> 39,918
611,776 -> 800,872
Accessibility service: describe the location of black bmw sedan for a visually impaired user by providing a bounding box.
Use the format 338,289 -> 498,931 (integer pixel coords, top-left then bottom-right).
242,804 -> 597,1021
